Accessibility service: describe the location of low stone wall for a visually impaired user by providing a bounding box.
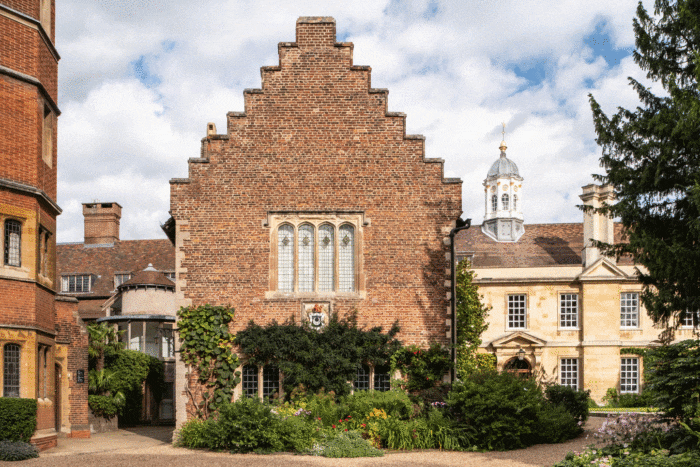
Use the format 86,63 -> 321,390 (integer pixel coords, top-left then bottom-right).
88,413 -> 119,433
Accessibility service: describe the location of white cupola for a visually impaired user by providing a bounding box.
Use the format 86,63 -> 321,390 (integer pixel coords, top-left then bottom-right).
482,124 -> 524,242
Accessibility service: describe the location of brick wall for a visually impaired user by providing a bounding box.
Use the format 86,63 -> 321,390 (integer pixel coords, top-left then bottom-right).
171,17 -> 462,355
55,296 -> 89,436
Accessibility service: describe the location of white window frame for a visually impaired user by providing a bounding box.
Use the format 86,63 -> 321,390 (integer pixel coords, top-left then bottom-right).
560,358 -> 579,390
502,193 -> 510,211
114,273 -> 131,288
61,274 -> 92,293
620,292 -> 640,328
620,357 -> 639,394
681,309 -> 699,329
507,294 -> 527,329
267,213 -> 364,298
559,293 -> 579,329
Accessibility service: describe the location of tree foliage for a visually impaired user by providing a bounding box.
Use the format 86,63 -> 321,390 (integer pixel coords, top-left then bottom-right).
588,0 -> 700,332
454,260 -> 491,378
87,322 -> 123,372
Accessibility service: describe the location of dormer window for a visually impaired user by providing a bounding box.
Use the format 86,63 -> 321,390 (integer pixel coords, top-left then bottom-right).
62,274 -> 92,293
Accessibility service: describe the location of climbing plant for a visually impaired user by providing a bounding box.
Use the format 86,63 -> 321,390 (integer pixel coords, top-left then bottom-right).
236,312 -> 403,397
454,260 -> 491,379
177,304 -> 240,418
391,343 -> 452,391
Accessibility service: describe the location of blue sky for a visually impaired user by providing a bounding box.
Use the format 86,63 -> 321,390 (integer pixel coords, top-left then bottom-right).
54,0 -> 656,242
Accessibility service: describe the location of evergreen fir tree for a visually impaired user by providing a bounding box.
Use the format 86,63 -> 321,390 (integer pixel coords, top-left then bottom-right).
588,0 -> 700,334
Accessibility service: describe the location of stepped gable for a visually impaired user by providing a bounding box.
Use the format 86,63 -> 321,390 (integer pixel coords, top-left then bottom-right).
456,223 -> 633,268
171,16 -> 460,190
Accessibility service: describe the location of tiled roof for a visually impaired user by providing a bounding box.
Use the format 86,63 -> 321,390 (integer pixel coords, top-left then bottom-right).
56,240 -> 175,317
455,223 -> 632,268
120,268 -> 175,289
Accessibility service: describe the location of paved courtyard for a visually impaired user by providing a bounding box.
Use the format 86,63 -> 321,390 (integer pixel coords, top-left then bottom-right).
25,418 -> 605,467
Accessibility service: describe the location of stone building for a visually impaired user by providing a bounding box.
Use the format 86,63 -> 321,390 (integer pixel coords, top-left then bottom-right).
166,17 -> 462,425
455,139 -> 685,403
0,0 -> 89,447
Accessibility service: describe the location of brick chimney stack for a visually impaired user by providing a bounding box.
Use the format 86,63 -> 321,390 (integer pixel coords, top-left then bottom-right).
579,184 -> 615,267
82,202 -> 122,244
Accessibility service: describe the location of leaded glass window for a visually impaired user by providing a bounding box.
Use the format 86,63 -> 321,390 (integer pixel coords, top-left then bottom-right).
373,366 -> 391,392
338,224 -> 355,292
242,364 -> 258,397
354,364 -> 370,391
4,220 -> 21,267
491,195 -> 498,212
62,274 -> 91,293
278,224 -> 294,292
298,224 -> 314,292
262,366 -> 279,400
502,194 -> 510,211
318,224 -> 334,292
3,344 -> 20,397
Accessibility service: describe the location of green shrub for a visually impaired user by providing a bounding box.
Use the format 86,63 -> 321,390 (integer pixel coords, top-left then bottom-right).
0,399 -> 37,442
276,413 -> 319,452
209,397 -> 285,453
554,449 -> 700,467
341,390 -> 414,421
175,419 -> 213,449
88,395 -> 123,418
545,384 -> 590,423
0,440 -> 39,461
448,370 -> 544,450
303,390 -> 342,427
312,430 -> 383,458
535,403 -> 581,443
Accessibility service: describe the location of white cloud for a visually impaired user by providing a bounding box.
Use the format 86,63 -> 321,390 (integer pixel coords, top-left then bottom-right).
54,0 -> 662,241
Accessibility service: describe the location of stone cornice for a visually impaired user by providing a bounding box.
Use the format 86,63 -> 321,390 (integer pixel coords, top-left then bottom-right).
0,177 -> 62,214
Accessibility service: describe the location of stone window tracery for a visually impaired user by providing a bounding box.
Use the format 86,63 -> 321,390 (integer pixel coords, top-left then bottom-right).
270,215 -> 361,296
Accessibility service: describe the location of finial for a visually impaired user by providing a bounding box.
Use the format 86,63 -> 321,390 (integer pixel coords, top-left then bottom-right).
499,122 -> 507,154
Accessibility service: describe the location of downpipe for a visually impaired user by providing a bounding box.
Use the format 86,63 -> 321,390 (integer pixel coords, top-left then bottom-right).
449,217 -> 471,382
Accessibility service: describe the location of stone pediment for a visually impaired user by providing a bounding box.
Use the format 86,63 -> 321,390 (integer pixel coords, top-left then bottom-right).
578,257 -> 628,280
489,331 -> 547,349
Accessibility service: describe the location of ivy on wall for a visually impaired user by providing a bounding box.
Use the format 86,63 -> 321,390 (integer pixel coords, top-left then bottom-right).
236,313 -> 403,397
177,304 -> 240,418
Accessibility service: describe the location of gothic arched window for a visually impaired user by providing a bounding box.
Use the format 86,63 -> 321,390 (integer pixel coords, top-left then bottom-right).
502,194 -> 510,211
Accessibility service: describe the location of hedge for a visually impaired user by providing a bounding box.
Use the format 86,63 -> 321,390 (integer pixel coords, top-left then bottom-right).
0,398 -> 37,442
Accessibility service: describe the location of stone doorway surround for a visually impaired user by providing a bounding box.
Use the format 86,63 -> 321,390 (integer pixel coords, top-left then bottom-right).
487,331 -> 546,374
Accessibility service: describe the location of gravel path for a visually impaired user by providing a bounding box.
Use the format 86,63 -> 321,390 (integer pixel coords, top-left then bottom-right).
23,417 -> 604,467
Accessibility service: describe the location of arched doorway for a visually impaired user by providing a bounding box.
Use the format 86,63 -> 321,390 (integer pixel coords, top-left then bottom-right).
504,357 -> 532,378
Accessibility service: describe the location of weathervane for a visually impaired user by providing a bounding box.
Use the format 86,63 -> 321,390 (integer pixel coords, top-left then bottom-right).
499,122 -> 507,154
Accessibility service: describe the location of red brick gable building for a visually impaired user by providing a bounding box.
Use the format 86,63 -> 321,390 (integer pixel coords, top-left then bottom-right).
1,0 -> 89,446
169,17 -> 462,424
